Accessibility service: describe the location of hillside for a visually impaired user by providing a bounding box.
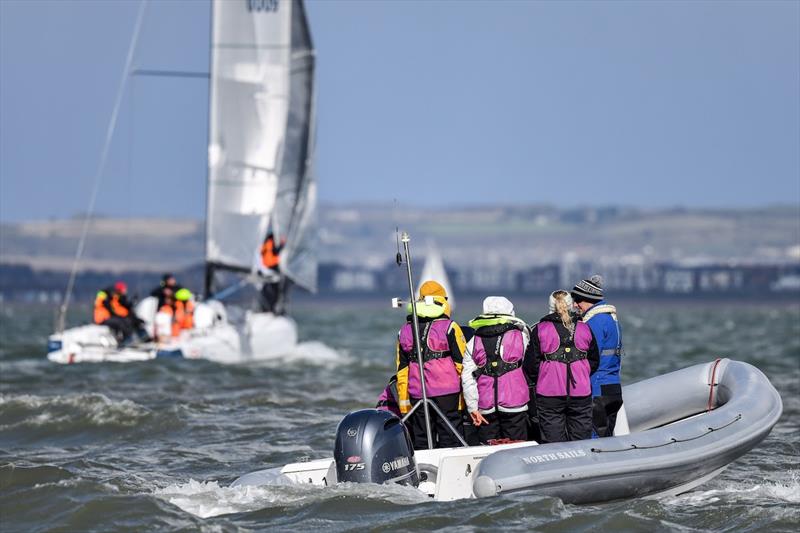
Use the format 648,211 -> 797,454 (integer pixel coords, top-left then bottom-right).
1,205 -> 798,273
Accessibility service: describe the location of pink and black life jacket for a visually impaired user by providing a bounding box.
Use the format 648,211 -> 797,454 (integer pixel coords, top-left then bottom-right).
471,321 -> 529,411
398,318 -> 461,398
535,320 -> 593,397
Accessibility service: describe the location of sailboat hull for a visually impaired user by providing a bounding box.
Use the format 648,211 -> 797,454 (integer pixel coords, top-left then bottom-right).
47,300 -> 298,364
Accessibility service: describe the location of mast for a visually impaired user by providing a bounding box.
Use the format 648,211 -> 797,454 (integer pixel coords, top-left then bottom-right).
203,0 -> 214,298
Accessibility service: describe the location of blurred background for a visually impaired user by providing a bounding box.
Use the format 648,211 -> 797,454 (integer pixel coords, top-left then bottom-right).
1,0 -> 798,305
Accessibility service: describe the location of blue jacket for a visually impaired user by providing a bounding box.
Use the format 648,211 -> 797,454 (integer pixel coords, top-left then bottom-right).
582,301 -> 623,396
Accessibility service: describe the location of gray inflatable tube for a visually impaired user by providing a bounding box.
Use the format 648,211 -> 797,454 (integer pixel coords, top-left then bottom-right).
473,359 -> 783,503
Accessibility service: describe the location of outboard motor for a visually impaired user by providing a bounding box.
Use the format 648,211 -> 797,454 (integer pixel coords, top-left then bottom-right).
334,409 -> 419,487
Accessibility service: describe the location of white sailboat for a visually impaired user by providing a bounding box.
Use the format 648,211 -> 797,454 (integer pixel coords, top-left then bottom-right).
418,242 -> 455,311
47,0 -> 316,364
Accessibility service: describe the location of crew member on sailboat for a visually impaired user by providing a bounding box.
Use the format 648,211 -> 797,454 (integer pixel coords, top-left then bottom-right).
156,288 -> 195,340
150,273 -> 182,309
93,281 -> 148,344
259,232 -> 286,314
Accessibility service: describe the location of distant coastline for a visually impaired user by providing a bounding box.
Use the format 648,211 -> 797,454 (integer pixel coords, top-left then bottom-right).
1,204 -> 797,302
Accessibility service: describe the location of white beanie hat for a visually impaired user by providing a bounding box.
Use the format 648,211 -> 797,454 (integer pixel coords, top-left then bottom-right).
483,296 -> 514,316
549,290 -> 574,313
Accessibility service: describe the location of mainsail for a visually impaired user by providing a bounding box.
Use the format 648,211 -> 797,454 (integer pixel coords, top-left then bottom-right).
206,0 -> 316,294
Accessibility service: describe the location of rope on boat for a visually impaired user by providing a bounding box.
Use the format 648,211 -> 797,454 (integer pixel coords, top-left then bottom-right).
56,0 -> 149,333
707,357 -> 723,412
589,414 -> 742,453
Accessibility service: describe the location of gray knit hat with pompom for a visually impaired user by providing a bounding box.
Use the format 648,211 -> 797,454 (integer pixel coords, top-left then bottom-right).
571,274 -> 604,303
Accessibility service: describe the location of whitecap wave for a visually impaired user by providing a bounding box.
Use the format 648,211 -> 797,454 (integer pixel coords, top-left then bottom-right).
154,477 -> 429,519
0,393 -> 150,429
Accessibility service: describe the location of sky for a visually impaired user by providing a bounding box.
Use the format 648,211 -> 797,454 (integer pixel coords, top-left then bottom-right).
0,0 -> 798,222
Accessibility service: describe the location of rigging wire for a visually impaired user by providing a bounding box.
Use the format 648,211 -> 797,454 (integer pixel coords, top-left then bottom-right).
57,0 -> 149,332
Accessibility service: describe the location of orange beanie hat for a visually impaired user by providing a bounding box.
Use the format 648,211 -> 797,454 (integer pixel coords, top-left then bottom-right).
419,280 -> 447,299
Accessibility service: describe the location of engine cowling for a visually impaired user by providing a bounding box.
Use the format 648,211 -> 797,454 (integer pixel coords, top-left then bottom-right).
333,409 -> 418,486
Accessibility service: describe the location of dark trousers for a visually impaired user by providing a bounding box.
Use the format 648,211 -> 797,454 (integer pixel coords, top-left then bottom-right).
592,393 -> 624,437
259,281 -> 281,314
103,316 -> 133,343
477,410 -> 528,443
526,388 -> 542,442
462,411 -> 481,446
536,395 -> 593,443
407,393 -> 464,449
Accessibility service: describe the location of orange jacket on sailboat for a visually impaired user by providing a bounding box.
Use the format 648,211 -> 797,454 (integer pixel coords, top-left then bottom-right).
261,236 -> 280,269
110,294 -> 129,317
174,300 -> 194,332
93,287 -> 130,324
94,291 -> 111,324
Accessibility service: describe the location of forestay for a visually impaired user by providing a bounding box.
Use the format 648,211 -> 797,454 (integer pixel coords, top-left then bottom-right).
206,0 -> 317,292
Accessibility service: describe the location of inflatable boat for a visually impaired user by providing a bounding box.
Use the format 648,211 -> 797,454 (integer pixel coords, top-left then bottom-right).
231,359 -> 782,503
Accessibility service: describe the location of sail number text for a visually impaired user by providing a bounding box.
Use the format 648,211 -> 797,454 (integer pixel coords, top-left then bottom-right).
247,0 -> 279,13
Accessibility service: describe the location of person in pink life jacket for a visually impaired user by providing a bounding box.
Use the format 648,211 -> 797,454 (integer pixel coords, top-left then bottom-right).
375,375 -> 401,417
462,296 -> 530,443
523,290 -> 599,443
396,280 -> 467,449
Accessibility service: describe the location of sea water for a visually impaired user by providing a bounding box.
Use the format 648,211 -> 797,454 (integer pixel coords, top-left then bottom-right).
1,298 -> 798,531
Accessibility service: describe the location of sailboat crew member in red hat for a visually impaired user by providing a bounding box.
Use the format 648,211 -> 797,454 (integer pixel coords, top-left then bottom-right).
93,281 -> 148,344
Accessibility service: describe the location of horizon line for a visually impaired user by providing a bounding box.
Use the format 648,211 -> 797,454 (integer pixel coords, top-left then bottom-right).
2,202 -> 798,225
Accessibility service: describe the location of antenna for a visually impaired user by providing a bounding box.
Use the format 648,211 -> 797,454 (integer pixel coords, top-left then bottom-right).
393,231 -> 467,449
395,227 -> 402,266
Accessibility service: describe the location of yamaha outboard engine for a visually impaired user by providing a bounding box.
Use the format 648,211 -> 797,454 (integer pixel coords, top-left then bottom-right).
334,409 -> 419,487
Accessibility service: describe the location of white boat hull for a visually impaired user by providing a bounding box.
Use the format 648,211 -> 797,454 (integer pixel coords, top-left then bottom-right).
231,440 -> 540,502
47,299 -> 299,364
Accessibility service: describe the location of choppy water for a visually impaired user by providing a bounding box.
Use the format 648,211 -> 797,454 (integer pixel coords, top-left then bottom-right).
1,298 -> 798,532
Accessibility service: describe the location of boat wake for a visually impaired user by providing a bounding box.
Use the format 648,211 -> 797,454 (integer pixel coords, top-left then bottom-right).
153,478 -> 429,519
247,341 -> 348,366
284,341 -> 348,364
665,469 -> 800,506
